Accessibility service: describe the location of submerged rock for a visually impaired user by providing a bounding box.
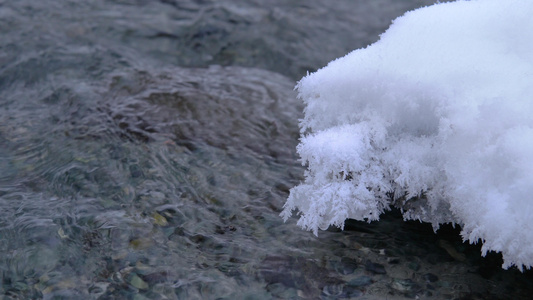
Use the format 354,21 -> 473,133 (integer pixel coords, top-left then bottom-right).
423,273 -> 438,283
365,261 -> 387,275
347,276 -> 373,288
391,278 -> 422,298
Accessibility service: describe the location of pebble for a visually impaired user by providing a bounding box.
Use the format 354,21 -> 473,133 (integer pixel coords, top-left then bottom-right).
129,238 -> 152,250
342,286 -> 363,298
341,286 -> 363,298
387,257 -> 400,264
258,256 -> 300,287
129,164 -> 143,178
438,240 -> 467,262
133,294 -> 150,300
391,278 -> 422,295
266,283 -> 298,298
12,282 -> 29,291
333,257 -> 358,275
423,273 -> 439,283
347,276 -> 373,287
128,273 -> 149,290
322,284 -> 344,297
152,212 -> 168,226
365,261 -> 387,274
88,282 -> 109,295
408,261 -> 421,271
142,271 -> 170,285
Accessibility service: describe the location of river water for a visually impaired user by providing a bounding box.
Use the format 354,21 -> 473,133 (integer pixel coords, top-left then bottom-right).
0,0 -> 531,299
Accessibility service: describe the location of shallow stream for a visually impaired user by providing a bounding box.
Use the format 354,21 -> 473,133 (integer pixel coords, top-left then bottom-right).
1,0 -> 532,299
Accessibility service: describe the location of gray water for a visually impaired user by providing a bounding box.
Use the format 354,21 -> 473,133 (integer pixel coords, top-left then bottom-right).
1,0 -> 532,299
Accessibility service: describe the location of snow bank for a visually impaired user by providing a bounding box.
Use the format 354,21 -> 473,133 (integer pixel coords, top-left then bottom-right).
281,0 -> 533,270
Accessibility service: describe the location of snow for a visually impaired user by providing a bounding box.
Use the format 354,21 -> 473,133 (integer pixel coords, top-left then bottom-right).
281,0 -> 533,270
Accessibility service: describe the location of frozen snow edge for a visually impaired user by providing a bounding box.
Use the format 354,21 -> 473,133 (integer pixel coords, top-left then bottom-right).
281,0 -> 533,271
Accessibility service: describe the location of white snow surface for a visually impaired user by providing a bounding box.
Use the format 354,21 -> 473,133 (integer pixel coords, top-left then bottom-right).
281,0 -> 533,270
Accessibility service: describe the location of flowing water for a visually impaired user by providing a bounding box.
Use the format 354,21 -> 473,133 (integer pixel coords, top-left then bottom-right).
0,0 -> 532,299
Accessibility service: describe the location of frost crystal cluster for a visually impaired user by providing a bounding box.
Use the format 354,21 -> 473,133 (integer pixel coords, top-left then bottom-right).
281,0 -> 533,270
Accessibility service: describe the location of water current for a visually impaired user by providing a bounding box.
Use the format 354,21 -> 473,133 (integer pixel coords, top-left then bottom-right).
1,0 -> 532,299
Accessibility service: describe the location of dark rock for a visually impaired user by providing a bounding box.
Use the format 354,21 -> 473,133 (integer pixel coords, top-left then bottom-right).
142,271 -> 170,284
347,276 -> 373,287
215,225 -> 236,234
189,234 -> 206,244
365,261 -> 387,274
258,256 -> 303,288
408,261 -> 421,271
333,257 -> 358,275
423,273 -> 439,283
342,286 -> 363,298
391,278 -> 422,296
388,257 -> 401,264
129,164 -> 143,178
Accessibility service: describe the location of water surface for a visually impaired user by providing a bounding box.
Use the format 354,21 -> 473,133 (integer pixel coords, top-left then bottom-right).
1,0 -> 532,299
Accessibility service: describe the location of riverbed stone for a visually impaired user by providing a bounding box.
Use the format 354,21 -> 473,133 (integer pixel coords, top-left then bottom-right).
347,276 -> 373,287
365,261 -> 387,274
423,273 -> 439,283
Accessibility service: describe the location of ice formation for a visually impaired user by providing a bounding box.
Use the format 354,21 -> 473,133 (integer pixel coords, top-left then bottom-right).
281,0 -> 533,270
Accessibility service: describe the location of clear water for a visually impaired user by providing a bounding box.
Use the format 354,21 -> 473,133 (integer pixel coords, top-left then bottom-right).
0,0 -> 531,299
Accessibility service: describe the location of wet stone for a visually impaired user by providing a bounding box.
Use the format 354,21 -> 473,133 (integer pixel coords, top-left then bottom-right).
260,268 -> 300,288
12,281 -> 29,291
321,283 -> 364,299
189,234 -> 206,244
142,271 -> 170,285
322,283 -> 344,297
42,289 -> 80,299
408,261 -> 421,271
365,260 -> 387,274
258,256 -> 311,288
188,234 -> 224,251
438,239 -> 467,262
129,237 -> 152,250
5,285 -> 43,300
160,226 -> 174,237
173,227 -> 185,236
133,294 -> 150,300
127,273 -> 149,290
217,263 -> 242,277
333,257 -> 358,275
342,285 -> 363,298
215,225 -> 237,234
152,212 -> 169,226
347,276 -> 373,287
423,273 -> 439,283
387,257 -> 401,264
391,278 -> 422,297
426,252 -> 452,264
266,283 -> 298,299
129,164 -> 144,178
88,282 -> 109,295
